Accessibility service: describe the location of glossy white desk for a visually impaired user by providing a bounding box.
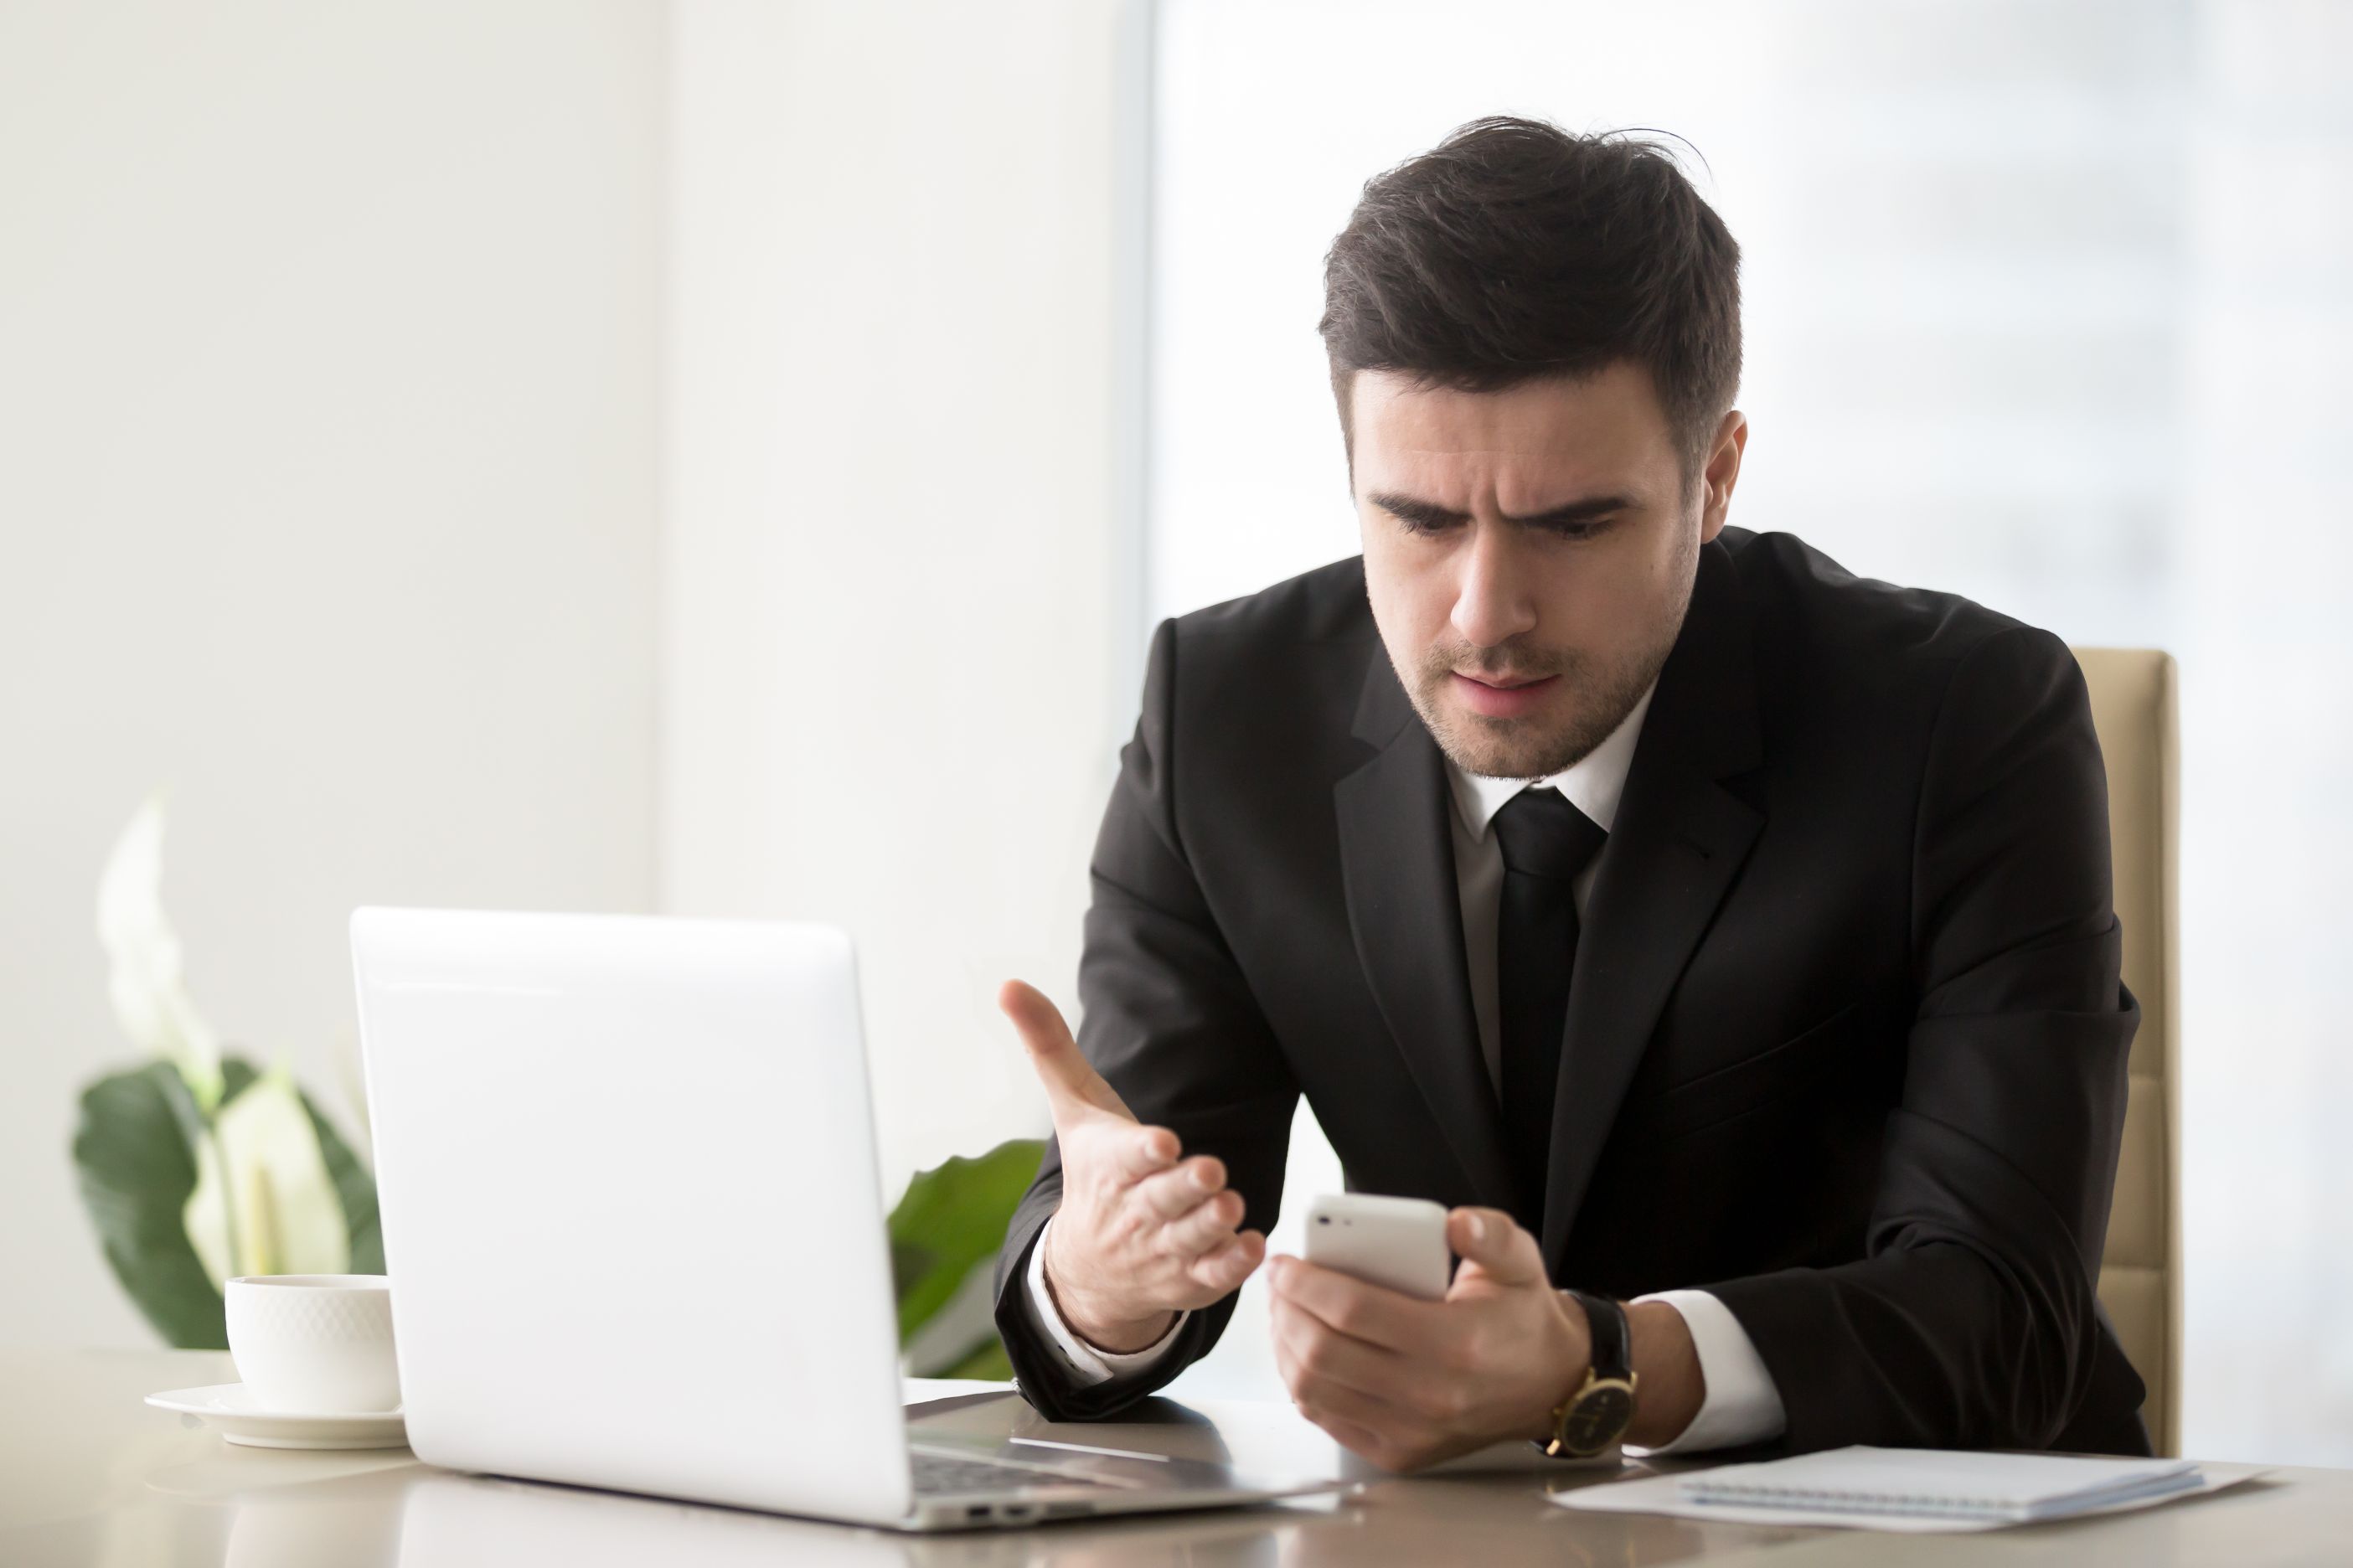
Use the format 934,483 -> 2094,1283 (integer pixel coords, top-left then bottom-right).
3,1349 -> 2341,1566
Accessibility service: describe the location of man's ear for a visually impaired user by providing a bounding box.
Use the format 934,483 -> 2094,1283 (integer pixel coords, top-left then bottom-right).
1697,409 -> 1747,544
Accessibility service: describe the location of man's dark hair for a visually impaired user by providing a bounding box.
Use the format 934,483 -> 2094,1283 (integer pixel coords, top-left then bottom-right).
1319,116 -> 1742,484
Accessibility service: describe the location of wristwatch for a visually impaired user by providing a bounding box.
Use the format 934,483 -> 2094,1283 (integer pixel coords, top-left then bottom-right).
1541,1290 -> 1639,1458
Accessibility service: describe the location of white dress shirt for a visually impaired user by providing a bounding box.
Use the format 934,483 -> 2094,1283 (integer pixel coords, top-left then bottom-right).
1021,683 -> 1788,1454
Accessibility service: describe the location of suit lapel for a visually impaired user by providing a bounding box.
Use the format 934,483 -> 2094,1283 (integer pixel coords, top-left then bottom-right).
1541,540 -> 1767,1268
1334,652 -> 1517,1212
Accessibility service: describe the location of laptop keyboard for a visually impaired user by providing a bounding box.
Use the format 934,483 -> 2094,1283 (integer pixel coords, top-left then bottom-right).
911,1451 -> 1108,1497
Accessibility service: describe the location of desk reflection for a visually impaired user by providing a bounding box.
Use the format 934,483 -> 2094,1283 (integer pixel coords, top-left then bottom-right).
399,1470 -> 1291,1567
146,1392 -> 1762,1568
389,1464 -> 1736,1568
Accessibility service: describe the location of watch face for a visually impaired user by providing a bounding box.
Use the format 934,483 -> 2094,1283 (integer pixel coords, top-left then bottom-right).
1563,1380 -> 1637,1452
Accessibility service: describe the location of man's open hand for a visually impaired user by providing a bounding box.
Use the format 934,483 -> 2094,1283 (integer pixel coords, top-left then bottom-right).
1000,980 -> 1266,1352
1269,1205 -> 1590,1471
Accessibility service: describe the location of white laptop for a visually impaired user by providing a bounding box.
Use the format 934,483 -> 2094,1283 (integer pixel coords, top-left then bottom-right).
351,907 -> 1344,1530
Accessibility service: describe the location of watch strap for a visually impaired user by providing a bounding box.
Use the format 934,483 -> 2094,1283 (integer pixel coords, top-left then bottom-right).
1569,1289 -> 1631,1380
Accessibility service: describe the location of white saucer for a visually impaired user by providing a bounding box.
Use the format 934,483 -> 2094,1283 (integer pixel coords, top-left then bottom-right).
145,1383 -> 410,1450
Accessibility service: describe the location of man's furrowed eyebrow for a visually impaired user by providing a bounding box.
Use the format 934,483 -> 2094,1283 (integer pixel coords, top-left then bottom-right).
1365,491 -> 1638,528
1365,492 -> 1470,529
1509,493 -> 1638,527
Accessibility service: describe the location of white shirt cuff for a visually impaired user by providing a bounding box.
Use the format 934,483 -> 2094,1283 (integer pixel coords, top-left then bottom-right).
1623,1289 -> 1788,1455
1019,1215 -> 1187,1386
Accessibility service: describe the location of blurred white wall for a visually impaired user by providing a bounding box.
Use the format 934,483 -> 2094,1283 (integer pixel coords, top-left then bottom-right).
661,0 -> 1129,1200
0,0 -> 1130,1351
0,0 -> 663,1346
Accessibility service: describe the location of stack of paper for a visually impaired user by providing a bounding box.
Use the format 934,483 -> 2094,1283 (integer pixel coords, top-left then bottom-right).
1677,1447 -> 2199,1523
1558,1445 -> 2263,1534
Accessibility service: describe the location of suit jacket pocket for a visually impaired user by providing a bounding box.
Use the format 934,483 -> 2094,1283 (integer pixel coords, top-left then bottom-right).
1618,998 -> 1869,1144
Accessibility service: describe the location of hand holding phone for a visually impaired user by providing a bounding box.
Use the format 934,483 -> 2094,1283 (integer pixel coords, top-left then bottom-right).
1303,1193 -> 1453,1300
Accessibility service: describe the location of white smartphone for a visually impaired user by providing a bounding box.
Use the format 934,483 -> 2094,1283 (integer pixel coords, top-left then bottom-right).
1303,1193 -> 1453,1301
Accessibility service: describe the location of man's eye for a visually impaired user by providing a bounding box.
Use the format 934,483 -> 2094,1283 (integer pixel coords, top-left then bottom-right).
1546,517 -> 1613,540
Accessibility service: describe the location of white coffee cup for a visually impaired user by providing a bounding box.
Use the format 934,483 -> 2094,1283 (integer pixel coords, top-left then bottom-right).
225,1274 -> 401,1413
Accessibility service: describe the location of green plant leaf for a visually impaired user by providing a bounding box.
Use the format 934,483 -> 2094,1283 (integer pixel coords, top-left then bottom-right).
937,1339 -> 1015,1382
889,1138 -> 1044,1348
72,1060 -> 228,1348
219,1056 -> 260,1104
304,1088 -> 383,1274
75,1053 -> 382,1346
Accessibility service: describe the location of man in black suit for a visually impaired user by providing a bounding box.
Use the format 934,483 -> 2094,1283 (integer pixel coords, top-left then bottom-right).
991,116 -> 2146,1467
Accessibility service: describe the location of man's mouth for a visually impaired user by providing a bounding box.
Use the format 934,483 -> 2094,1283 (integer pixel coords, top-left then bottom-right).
1449,670 -> 1560,719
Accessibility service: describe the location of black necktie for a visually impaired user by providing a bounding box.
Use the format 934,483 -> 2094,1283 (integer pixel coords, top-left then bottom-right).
1490,787 -> 1608,1236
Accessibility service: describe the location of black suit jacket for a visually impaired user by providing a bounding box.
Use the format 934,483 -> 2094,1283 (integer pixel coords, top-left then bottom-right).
994,527 -> 2148,1456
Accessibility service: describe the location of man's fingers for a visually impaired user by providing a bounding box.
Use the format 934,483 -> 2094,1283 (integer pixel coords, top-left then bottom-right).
1000,980 -> 1133,1122
1277,1334 -> 1396,1462
1186,1230 -> 1266,1292
1267,1255 -> 1440,1351
1132,1156 -> 1226,1220
1104,1121 -> 1183,1180
1158,1188 -> 1244,1255
1270,1294 -> 1406,1401
1272,1319 -> 1411,1434
1296,1403 -> 1389,1465
1445,1206 -> 1548,1288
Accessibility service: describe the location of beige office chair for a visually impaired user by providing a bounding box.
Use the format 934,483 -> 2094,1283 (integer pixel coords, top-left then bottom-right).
2072,648 -> 2182,1455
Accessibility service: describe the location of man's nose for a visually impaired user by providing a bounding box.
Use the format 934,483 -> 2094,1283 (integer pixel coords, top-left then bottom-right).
1450,523 -> 1539,650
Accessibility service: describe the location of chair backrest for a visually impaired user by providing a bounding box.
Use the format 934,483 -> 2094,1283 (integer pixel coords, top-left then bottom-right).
2071,647 -> 2182,1455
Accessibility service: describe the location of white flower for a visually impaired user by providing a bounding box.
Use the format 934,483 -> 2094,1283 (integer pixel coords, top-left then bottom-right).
95,793 -> 349,1286
95,795 -> 224,1109
183,1067 -> 350,1285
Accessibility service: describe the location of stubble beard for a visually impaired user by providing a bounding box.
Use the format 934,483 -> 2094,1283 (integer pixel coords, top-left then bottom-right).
1400,549 -> 1699,781
1406,642 -> 1667,781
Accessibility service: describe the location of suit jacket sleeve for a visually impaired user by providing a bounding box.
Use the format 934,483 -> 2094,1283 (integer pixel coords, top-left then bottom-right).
1705,625 -> 2144,1452
992,617 -> 1302,1420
